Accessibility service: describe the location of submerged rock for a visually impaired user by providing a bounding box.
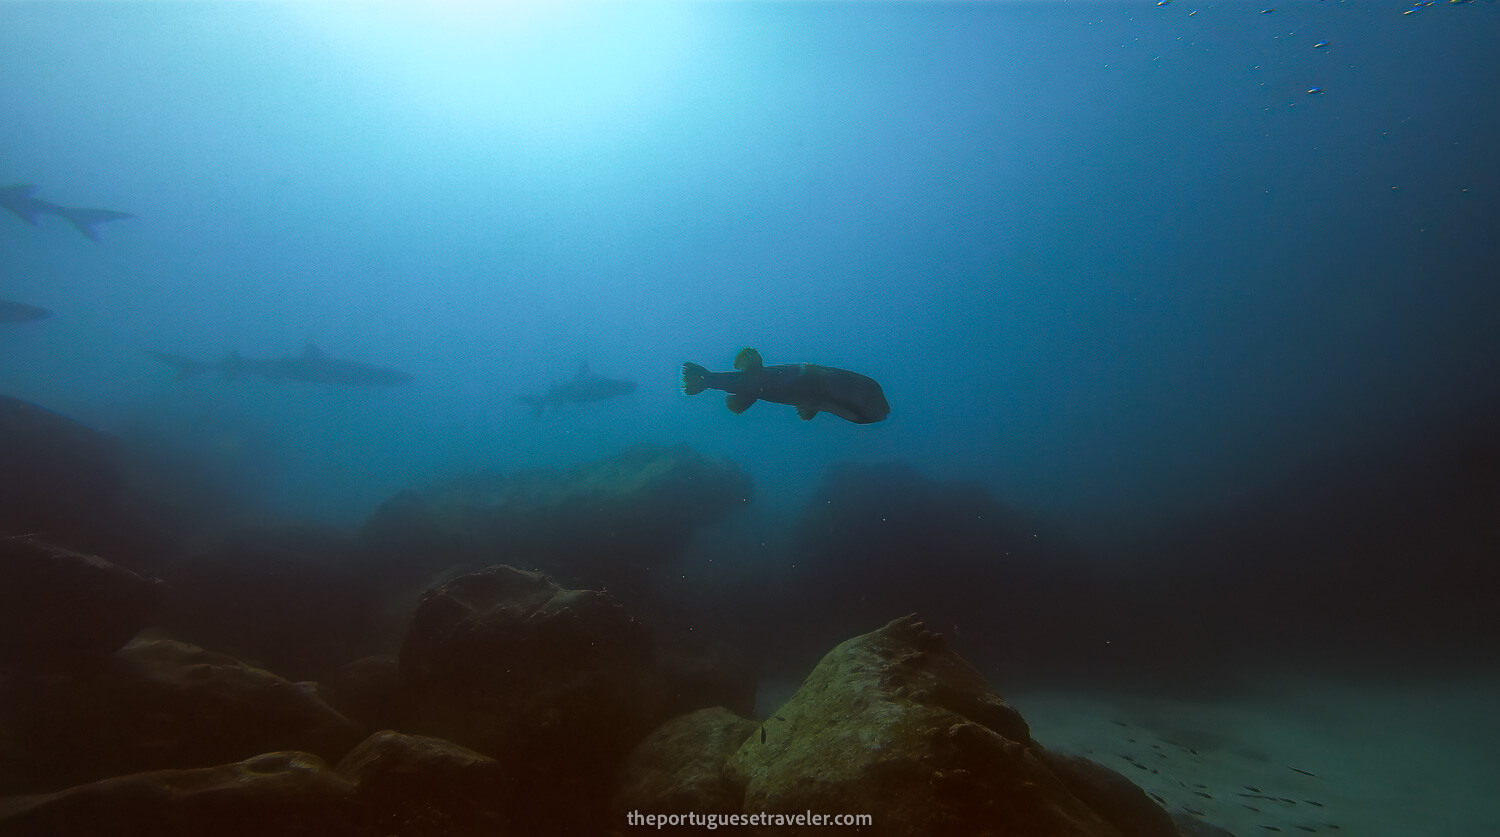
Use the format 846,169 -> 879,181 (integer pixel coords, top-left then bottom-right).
0,731 -> 510,837
359,443 -> 752,596
612,706 -> 759,819
0,537 -> 161,673
337,730 -> 506,836
317,654 -> 412,733
399,565 -> 669,833
719,615 -> 1176,837
0,395 -> 122,544
159,525 -> 384,682
0,638 -> 365,794
0,751 -> 361,837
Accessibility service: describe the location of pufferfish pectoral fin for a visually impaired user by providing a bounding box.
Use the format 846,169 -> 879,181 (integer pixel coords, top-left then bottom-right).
726,392 -> 757,414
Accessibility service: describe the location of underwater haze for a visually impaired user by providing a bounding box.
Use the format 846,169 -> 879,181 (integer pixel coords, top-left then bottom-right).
4,1 -> 1498,546
6,3 -> 1500,835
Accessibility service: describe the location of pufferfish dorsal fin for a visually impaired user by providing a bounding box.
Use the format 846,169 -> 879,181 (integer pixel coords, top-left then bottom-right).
734,347 -> 763,371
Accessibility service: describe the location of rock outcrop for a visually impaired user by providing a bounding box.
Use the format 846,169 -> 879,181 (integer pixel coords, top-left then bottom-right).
398,564 -> 707,834
0,395 -> 123,548
613,615 -> 1178,837
611,707 -> 759,819
0,536 -> 161,673
159,525 -> 384,682
0,751 -> 361,837
0,638 -> 365,794
336,730 -> 507,836
358,443 -> 752,597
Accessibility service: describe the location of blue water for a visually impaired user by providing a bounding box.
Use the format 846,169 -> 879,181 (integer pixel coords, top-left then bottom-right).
3,4 -> 1496,576
5,4 -> 1499,834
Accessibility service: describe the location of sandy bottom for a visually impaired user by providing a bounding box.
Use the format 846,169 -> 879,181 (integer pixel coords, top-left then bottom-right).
1011,672 -> 1500,837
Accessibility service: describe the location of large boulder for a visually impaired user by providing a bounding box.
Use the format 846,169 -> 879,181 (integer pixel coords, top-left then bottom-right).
358,443 -> 752,597
398,565 -> 703,834
0,638 -> 365,794
0,396 -> 122,545
158,526 -> 386,682
723,615 -> 1178,837
611,706 -> 759,825
0,751 -> 362,837
317,655 -> 412,733
785,461 -> 1116,683
0,537 -> 161,673
0,732 -> 510,837
336,730 -> 507,836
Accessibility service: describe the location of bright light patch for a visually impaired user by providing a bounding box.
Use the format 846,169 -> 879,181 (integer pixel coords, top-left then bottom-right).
289,1 -> 702,145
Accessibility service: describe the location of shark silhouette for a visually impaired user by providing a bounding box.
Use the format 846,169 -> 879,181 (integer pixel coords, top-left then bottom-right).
519,362 -> 636,415
148,344 -> 413,386
0,300 -> 52,324
2,184 -> 134,241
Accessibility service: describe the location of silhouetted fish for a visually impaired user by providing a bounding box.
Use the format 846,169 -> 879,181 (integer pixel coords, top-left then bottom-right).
518,361 -> 636,415
144,350 -> 219,380
1,184 -> 134,241
682,347 -> 889,424
0,300 -> 51,324
148,343 -> 413,386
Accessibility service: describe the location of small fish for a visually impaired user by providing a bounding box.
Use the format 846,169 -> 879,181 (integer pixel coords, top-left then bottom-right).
1307,87 -> 1325,95
1245,785 -> 1263,792
1288,766 -> 1319,777
1313,40 -> 1329,48
1296,827 -> 1318,833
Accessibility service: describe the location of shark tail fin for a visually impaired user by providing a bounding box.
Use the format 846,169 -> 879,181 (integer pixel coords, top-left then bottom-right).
681,362 -> 709,395
48,205 -> 134,242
